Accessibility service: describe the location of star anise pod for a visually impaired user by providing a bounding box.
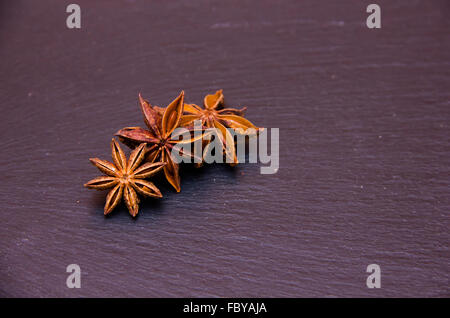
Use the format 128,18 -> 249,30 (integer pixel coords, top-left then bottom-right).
179,90 -> 261,166
84,139 -> 165,217
115,91 -> 203,192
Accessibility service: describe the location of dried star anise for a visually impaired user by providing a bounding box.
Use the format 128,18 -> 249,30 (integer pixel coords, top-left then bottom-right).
179,90 -> 261,166
84,139 -> 165,217
115,91 -> 203,192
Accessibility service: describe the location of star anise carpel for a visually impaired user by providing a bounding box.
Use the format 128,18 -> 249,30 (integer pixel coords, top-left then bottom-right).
179,90 -> 261,166
115,91 -> 204,193
84,139 -> 165,217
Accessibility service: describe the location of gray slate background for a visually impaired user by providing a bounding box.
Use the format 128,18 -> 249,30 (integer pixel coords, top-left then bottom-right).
0,0 -> 449,297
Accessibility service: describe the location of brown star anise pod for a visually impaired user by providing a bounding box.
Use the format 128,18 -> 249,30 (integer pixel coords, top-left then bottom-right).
115,91 -> 203,192
179,90 -> 261,166
84,139 -> 165,217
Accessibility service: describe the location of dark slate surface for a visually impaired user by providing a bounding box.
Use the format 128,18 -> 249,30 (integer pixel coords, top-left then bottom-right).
0,0 -> 448,297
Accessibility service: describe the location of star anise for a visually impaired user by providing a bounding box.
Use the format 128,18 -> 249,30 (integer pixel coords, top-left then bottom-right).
84,139 -> 165,217
115,91 -> 203,192
179,90 -> 261,166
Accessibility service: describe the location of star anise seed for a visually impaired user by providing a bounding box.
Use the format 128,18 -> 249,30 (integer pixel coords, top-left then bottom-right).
179,90 -> 262,166
115,91 -> 204,192
84,139 -> 165,217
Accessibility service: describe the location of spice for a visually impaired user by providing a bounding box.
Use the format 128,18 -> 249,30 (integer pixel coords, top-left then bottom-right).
85,90 -> 263,217
179,90 -> 261,166
115,91 -> 204,192
84,139 -> 165,217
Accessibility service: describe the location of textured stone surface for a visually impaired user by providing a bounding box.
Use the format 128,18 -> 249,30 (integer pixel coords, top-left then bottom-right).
0,0 -> 448,297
